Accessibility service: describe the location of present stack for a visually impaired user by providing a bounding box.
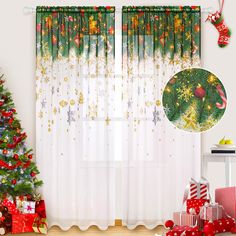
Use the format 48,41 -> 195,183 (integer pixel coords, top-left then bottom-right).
166,178 -> 236,236
0,194 -> 47,235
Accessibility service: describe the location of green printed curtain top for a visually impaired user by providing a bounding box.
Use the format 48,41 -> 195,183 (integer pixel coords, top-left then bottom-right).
36,6 -> 115,60
122,6 -> 201,59
162,68 -> 227,132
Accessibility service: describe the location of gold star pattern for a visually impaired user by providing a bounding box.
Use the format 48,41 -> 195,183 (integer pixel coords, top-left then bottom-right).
59,100 -> 68,108
38,111 -> 43,119
156,100 -> 161,106
105,116 -> 111,126
53,107 -> 57,114
183,105 -> 197,130
79,92 -> 84,104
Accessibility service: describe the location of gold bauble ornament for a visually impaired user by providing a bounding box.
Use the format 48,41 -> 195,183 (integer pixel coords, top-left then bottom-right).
79,92 -> 84,104
156,100 -> 161,106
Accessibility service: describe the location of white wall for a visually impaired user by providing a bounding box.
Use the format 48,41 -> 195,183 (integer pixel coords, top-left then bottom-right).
0,0 -> 235,194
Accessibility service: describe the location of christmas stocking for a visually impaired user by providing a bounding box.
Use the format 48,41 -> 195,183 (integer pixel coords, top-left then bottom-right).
207,11 -> 231,47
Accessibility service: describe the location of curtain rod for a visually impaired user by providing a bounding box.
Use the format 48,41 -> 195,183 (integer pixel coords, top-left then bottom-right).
23,6 -> 214,15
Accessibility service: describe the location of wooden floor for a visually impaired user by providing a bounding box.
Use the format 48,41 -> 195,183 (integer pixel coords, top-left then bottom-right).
12,226 -> 232,236
13,226 -> 165,236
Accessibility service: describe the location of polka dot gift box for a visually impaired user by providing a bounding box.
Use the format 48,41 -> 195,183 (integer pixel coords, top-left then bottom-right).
186,198 -> 210,215
166,225 -> 202,236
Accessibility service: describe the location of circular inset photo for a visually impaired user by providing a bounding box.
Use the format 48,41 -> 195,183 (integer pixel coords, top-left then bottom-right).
162,68 -> 227,132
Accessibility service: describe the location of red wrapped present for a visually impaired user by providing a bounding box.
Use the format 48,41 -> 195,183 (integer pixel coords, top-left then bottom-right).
2,199 -> 19,215
203,218 -> 235,234
186,199 -> 209,215
215,186 -> 236,219
173,212 -> 200,227
166,225 -> 202,236
199,202 -> 223,221
12,213 -> 38,234
36,200 -> 47,218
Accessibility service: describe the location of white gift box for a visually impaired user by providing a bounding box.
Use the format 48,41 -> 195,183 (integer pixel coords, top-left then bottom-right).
22,201 -> 36,214
16,196 -> 27,213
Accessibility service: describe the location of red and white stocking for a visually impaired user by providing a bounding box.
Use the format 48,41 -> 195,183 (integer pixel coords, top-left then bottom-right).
207,0 -> 231,47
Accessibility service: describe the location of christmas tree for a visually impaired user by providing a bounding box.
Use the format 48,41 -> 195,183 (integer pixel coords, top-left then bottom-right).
0,74 -> 43,199
162,68 -> 227,132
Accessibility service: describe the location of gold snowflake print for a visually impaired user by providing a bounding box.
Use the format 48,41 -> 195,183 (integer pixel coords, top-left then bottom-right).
176,84 -> 193,102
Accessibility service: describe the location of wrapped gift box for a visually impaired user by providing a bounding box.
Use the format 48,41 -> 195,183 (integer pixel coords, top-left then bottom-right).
2,199 -> 19,215
15,196 -> 27,213
173,212 -> 200,227
22,201 -> 36,214
200,203 -> 223,221
186,199 -> 209,215
188,178 -> 209,199
215,186 -> 236,219
203,218 -> 235,234
12,213 -> 38,234
166,226 -> 202,236
32,217 -> 48,234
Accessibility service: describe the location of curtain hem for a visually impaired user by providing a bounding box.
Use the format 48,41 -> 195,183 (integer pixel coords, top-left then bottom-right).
49,221 -> 164,231
49,221 -> 115,231
123,221 -> 164,230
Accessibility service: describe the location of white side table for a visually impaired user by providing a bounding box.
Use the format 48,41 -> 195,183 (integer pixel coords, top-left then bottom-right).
202,153 -> 236,187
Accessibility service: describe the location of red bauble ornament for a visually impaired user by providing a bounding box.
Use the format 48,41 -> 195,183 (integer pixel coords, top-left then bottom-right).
12,179 -> 17,185
52,35 -> 57,45
169,78 -> 176,85
203,222 -> 215,236
2,149 -> 8,155
108,27 -> 115,35
28,154 -> 33,160
74,35 -> 80,47
164,220 -> 174,229
8,118 -> 14,124
52,12 -> 58,18
106,6 -> 112,10
194,25 -> 200,33
146,23 -> 151,32
13,154 -> 19,160
36,23 -> 41,32
194,85 -> 206,99
30,172 -> 36,177
0,100 -> 4,106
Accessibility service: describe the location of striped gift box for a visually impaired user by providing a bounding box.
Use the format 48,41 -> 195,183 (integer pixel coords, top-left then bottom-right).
173,211 -> 200,227
189,178 -> 209,199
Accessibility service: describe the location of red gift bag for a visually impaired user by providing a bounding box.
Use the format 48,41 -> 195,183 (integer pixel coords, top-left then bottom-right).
36,200 -> 47,218
12,213 -> 38,234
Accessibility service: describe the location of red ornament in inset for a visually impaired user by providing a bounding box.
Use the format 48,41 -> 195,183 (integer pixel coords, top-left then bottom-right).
194,85 -> 206,99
